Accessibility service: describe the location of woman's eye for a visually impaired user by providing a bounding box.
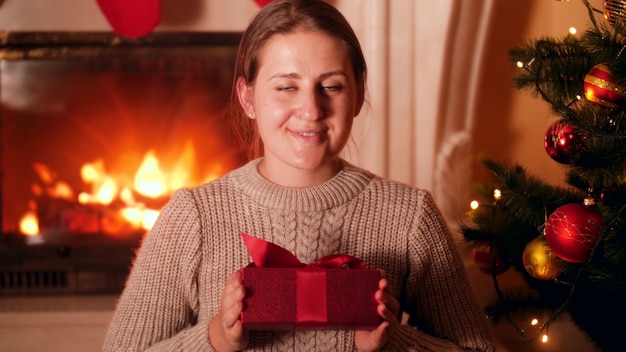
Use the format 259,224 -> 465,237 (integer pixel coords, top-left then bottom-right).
322,85 -> 343,92
278,86 -> 296,91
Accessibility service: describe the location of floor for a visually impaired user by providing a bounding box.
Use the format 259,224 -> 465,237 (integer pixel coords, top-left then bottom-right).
0,295 -> 116,352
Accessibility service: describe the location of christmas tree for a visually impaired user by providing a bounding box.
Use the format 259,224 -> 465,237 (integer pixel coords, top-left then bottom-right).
460,1 -> 626,351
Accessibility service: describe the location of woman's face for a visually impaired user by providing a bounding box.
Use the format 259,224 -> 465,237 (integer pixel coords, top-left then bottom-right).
237,30 -> 363,186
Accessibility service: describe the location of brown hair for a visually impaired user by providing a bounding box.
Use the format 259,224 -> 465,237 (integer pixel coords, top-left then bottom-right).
228,0 -> 367,161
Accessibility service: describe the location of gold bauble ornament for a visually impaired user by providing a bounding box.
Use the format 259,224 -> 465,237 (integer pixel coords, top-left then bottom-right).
522,237 -> 564,280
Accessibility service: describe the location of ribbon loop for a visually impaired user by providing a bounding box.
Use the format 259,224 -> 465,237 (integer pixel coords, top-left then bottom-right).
241,232 -> 365,269
241,232 -> 304,268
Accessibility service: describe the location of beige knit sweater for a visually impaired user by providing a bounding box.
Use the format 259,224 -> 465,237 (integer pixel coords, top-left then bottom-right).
103,158 -> 494,351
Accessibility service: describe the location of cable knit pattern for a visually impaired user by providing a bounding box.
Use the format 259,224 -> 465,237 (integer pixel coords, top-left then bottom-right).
103,158 -> 494,352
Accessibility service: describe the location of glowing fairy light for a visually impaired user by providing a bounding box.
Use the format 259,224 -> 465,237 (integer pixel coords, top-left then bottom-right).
493,189 -> 502,201
541,334 -> 549,343
516,59 -> 536,70
531,318 -> 539,326
569,27 -> 577,35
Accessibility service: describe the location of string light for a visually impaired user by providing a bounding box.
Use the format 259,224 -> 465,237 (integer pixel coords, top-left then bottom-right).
467,189 -> 501,210
569,26 -> 577,35
566,94 -> 582,106
516,58 -> 536,71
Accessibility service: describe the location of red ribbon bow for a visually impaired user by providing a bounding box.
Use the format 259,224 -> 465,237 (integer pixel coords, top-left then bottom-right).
240,232 -> 366,328
241,232 -> 365,270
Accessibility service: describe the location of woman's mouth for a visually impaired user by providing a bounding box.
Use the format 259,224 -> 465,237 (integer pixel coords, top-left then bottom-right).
298,131 -> 321,137
290,129 -> 327,142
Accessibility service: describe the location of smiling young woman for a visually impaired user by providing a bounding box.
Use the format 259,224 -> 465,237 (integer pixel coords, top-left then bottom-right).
236,29 -> 362,187
103,1 -> 495,351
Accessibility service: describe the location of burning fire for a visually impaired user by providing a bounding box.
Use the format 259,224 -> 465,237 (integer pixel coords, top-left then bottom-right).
19,210 -> 39,236
19,146 -> 223,237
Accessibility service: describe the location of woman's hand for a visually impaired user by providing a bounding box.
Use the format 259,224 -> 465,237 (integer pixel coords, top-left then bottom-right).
209,270 -> 249,352
354,271 -> 400,352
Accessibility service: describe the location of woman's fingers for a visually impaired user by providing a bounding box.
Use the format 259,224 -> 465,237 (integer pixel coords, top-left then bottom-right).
220,270 -> 245,328
376,277 -> 400,323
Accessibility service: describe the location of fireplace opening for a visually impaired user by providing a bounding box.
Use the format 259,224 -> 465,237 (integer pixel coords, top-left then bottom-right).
0,31 -> 244,295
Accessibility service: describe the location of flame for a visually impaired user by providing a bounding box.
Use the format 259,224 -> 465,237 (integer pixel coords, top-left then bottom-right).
81,160 -> 104,183
134,150 -> 167,198
96,176 -> 118,205
33,162 -> 55,184
120,207 -> 143,228
78,160 -> 119,205
168,141 -> 195,192
18,141 -> 222,237
32,162 -> 74,200
142,209 -> 160,229
49,181 -> 74,199
19,211 -> 39,236
119,187 -> 135,205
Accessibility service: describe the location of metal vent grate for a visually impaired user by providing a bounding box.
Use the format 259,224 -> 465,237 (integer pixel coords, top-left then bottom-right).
0,270 -> 71,294
0,240 -> 137,295
1,270 -> 67,289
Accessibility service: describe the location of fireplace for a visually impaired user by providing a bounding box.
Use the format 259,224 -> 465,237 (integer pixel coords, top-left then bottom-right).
0,31 -> 244,295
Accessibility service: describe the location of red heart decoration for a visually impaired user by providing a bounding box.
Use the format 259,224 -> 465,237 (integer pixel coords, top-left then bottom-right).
254,0 -> 273,7
96,0 -> 162,39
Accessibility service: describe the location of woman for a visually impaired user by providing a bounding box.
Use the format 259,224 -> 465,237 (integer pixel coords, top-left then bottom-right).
104,0 -> 494,351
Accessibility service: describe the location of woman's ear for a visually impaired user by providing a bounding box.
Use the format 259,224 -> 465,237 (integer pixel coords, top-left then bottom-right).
236,77 -> 254,117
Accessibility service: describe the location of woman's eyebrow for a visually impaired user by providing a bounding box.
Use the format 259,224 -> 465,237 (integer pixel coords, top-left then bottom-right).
319,70 -> 348,80
269,72 -> 300,80
269,70 -> 348,81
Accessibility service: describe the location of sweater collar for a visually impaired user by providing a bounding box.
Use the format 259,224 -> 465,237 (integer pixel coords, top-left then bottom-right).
229,158 -> 373,212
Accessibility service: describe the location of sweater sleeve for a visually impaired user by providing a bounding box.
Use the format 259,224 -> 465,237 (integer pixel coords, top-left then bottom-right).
103,188 -> 214,352
386,191 -> 494,352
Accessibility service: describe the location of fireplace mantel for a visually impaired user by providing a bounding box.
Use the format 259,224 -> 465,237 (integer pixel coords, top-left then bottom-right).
0,31 -> 242,60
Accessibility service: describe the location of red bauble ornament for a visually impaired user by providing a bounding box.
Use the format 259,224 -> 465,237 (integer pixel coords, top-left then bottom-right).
544,120 -> 581,164
472,242 -> 510,275
583,63 -> 626,108
254,0 -> 273,7
96,0 -> 161,39
545,203 -> 605,263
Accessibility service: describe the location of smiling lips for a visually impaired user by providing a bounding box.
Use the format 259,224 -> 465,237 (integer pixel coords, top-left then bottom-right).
299,131 -> 321,137
291,129 -> 327,141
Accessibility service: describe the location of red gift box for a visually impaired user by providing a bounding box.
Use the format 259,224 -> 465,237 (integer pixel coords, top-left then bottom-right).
239,233 -> 382,331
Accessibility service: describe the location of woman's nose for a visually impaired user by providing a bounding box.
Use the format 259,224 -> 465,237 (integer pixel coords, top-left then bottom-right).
297,89 -> 325,121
